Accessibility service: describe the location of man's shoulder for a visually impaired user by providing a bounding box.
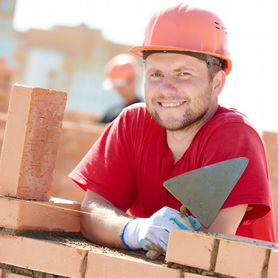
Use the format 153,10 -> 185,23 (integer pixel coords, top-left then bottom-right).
215,106 -> 248,121
210,106 -> 255,129
198,106 -> 261,141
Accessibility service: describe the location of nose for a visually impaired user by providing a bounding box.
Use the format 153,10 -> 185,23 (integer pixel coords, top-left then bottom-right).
159,78 -> 177,95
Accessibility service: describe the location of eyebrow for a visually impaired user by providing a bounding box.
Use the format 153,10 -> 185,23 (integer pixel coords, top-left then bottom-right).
145,62 -> 199,74
173,66 -> 196,72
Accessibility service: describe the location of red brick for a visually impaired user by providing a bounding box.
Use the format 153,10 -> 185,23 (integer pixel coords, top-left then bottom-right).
0,234 -> 86,278
166,230 -> 215,271
86,252 -> 181,278
268,249 -> 278,278
215,238 -> 267,277
0,197 -> 80,232
0,85 -> 67,200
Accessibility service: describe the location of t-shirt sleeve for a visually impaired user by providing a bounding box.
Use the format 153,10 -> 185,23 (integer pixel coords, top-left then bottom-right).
69,110 -> 135,211
201,122 -> 272,220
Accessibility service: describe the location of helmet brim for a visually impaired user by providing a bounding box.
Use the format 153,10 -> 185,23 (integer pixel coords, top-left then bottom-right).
130,45 -> 232,75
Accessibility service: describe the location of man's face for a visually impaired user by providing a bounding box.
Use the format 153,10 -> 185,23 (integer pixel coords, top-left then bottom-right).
144,53 -> 217,131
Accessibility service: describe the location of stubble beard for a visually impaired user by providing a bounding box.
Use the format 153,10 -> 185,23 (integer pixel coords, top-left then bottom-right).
150,106 -> 208,131
147,89 -> 213,131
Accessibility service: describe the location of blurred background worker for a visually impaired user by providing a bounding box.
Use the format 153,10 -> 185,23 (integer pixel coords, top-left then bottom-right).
63,53 -> 143,124
100,53 -> 142,123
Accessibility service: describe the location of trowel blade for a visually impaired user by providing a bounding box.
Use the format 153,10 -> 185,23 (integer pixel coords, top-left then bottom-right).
163,157 -> 249,228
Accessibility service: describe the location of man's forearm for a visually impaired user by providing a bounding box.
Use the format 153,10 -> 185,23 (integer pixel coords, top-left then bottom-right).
80,190 -> 132,248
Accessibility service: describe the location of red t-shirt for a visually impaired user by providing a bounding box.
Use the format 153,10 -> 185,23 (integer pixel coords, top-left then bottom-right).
69,104 -> 276,243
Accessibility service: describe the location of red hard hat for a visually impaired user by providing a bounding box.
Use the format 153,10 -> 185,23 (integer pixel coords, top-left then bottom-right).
131,4 -> 232,74
104,54 -> 137,88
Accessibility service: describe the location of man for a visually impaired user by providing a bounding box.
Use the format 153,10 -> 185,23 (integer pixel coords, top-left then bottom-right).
100,54 -> 142,123
69,4 -> 276,254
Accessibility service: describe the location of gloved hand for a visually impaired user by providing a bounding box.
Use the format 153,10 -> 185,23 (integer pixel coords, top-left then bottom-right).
121,206 -> 201,253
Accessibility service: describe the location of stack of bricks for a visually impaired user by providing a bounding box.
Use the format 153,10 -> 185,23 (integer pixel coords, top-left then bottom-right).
0,85 -> 277,278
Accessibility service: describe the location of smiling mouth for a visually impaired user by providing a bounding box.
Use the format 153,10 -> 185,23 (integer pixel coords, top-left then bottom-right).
158,101 -> 186,108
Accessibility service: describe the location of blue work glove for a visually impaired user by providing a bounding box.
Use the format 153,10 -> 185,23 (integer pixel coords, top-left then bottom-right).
121,206 -> 201,253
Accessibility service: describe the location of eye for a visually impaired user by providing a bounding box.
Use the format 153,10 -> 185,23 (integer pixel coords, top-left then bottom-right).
148,71 -> 164,81
178,71 -> 191,78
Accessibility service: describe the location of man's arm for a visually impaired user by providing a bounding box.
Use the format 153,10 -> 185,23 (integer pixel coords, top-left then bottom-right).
81,189 -> 247,251
81,190 -> 201,252
80,190 -> 132,248
204,204 -> 248,234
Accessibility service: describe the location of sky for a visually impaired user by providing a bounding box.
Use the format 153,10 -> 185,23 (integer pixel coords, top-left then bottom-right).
13,0 -> 278,132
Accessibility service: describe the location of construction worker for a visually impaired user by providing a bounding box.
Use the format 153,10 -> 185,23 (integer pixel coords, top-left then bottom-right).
70,4 -> 276,254
99,53 -> 142,123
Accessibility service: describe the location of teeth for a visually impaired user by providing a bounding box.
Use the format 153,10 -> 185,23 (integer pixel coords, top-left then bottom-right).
160,101 -> 185,108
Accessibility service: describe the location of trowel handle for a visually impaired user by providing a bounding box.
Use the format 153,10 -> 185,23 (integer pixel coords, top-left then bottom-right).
180,205 -> 189,216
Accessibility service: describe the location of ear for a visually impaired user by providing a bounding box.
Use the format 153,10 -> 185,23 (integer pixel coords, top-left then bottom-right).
212,70 -> 226,97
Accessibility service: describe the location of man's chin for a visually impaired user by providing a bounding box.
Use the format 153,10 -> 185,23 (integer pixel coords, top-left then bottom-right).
155,117 -> 186,131
148,108 -> 200,130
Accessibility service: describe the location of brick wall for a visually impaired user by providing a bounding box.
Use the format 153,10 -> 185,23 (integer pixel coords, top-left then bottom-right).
52,118 -> 106,202
0,229 -> 277,278
0,88 -> 10,113
167,230 -> 277,278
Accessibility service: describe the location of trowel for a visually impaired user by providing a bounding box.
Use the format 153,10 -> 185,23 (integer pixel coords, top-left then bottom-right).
163,157 -> 249,228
